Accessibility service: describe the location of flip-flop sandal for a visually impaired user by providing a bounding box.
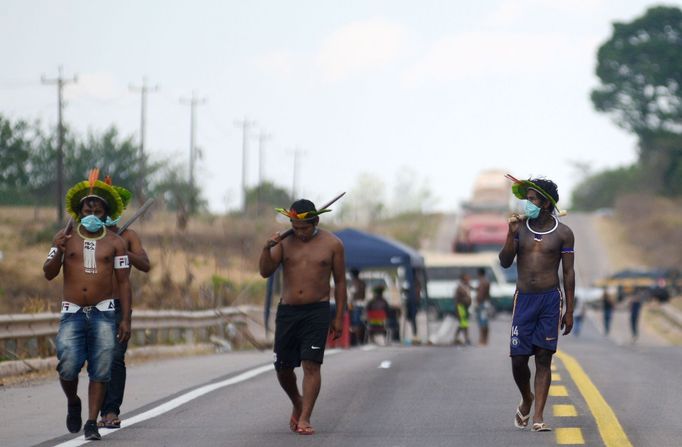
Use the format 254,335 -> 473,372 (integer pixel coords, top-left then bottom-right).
514,400 -> 530,429
66,398 -> 82,433
531,422 -> 552,432
296,426 -> 315,435
98,417 -> 121,429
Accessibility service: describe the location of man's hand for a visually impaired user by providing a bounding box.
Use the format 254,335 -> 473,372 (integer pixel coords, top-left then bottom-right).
264,232 -> 282,249
329,317 -> 343,340
508,213 -> 522,235
561,312 -> 574,336
117,318 -> 132,344
52,230 -> 72,252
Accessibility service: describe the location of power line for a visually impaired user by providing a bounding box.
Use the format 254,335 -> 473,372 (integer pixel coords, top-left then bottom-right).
130,77 -> 159,206
42,66 -> 77,224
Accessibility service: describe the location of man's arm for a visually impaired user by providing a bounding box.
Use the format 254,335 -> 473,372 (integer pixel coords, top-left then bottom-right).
330,240 -> 347,339
499,219 -> 520,268
561,228 -> 576,335
113,238 -> 132,343
122,229 -> 151,272
259,232 -> 283,278
43,230 -> 69,280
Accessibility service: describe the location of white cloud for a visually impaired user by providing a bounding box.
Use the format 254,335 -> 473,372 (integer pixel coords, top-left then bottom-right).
317,19 -> 408,81
254,50 -> 296,77
403,31 -> 594,84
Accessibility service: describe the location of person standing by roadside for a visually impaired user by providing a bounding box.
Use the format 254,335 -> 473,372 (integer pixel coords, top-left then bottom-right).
629,287 -> 647,343
43,170 -> 132,440
98,178 -> 151,429
500,176 -> 574,433
348,268 -> 366,345
602,286 -> 614,335
453,273 -> 472,346
475,268 -> 492,345
259,199 -> 347,436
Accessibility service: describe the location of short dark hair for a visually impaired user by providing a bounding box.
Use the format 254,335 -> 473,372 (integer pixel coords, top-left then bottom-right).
529,178 -> 559,212
477,268 -> 486,276
290,199 -> 316,214
290,199 -> 319,224
351,268 -> 360,277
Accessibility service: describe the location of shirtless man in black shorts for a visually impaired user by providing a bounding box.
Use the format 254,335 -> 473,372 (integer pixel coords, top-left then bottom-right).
259,199 -> 347,435
499,177 -> 574,433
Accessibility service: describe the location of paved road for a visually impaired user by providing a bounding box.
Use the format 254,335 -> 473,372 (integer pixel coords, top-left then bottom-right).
3,314 -> 681,447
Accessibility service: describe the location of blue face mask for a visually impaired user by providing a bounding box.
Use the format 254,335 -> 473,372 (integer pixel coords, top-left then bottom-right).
104,216 -> 121,227
80,214 -> 105,232
524,200 -> 541,219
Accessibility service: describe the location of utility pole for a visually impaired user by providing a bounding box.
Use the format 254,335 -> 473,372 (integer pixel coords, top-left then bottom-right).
234,118 -> 256,212
180,91 -> 207,211
130,77 -> 159,206
290,148 -> 307,199
42,66 -> 77,224
257,130 -> 271,213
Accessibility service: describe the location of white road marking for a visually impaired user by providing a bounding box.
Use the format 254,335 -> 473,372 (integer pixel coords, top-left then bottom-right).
361,345 -> 376,352
378,360 -> 392,369
53,350 -> 343,446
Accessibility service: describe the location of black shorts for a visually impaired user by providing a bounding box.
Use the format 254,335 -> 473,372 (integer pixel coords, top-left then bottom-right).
274,301 -> 330,371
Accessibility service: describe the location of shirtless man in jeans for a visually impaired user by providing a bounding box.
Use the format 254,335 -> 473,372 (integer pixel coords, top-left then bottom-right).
44,174 -> 132,440
259,199 -> 347,436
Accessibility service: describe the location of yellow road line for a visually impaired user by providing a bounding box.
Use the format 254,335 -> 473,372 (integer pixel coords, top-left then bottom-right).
553,404 -> 577,417
556,427 -> 585,445
549,385 -> 568,396
556,350 -> 633,447
552,372 -> 562,381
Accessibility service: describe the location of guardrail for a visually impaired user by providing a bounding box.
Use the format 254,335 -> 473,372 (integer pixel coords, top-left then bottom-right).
0,305 -> 268,362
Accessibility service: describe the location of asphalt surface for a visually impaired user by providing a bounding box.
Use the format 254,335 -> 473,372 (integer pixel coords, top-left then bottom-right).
2,312 -> 680,447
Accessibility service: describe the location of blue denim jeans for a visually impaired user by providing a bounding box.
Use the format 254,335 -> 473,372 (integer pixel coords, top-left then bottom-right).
56,306 -> 117,382
101,305 -> 128,417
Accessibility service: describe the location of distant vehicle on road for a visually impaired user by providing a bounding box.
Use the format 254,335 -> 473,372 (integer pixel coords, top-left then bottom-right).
594,267 -> 680,301
423,251 -> 517,319
452,169 -> 512,253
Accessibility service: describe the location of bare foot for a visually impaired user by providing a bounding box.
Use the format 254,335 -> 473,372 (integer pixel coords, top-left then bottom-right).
289,401 -> 302,432
296,420 -> 315,435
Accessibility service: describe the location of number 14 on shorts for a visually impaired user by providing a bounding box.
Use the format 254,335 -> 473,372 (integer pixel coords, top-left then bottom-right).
511,325 -> 519,337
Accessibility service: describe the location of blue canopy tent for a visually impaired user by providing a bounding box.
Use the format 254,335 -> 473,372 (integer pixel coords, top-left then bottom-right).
263,228 -> 427,336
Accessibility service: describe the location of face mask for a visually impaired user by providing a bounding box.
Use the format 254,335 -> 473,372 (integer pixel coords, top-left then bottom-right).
524,200 -> 541,219
80,214 -> 105,232
104,216 -> 121,227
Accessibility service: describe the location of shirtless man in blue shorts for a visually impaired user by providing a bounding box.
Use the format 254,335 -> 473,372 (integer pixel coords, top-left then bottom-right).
259,199 -> 347,436
499,177 -> 574,433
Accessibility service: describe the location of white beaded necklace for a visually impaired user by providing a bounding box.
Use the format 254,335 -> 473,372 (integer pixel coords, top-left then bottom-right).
526,215 -> 558,242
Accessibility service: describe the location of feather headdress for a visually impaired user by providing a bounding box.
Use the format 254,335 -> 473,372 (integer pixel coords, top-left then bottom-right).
275,207 -> 332,221
65,168 -> 125,221
505,174 -> 566,216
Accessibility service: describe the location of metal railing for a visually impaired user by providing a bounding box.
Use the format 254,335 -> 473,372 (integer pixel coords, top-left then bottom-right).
0,305 -> 268,362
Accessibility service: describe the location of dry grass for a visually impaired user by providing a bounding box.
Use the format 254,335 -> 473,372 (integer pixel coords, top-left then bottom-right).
0,205 -> 438,314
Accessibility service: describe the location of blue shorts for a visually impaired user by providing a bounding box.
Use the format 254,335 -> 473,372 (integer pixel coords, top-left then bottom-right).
510,288 -> 562,356
56,306 -> 117,381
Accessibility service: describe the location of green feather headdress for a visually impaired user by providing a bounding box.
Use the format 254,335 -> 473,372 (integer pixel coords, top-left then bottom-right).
505,174 -> 566,216
65,168 -> 125,221
275,207 -> 332,221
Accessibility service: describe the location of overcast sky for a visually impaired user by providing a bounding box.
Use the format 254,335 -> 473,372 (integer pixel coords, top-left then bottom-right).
2,0 -> 677,213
